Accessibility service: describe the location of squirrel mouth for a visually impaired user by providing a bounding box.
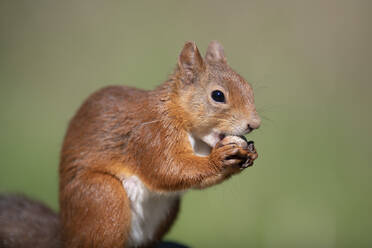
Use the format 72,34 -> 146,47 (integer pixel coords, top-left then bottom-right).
218,133 -> 226,141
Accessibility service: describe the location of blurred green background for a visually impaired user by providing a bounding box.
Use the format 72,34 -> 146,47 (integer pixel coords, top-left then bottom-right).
1,0 -> 371,247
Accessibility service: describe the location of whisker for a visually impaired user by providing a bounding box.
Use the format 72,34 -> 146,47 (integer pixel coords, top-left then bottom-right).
260,114 -> 273,123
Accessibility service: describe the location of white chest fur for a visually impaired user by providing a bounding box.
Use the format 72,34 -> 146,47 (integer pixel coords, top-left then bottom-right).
188,134 -> 212,157
122,176 -> 180,247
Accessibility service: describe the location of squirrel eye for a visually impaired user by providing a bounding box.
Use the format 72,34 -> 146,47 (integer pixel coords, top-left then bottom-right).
211,90 -> 225,103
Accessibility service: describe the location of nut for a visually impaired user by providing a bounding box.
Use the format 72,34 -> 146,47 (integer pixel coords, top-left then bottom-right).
217,135 -> 258,168
217,135 -> 248,149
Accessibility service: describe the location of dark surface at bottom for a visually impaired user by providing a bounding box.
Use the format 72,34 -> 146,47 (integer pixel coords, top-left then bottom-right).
157,241 -> 190,248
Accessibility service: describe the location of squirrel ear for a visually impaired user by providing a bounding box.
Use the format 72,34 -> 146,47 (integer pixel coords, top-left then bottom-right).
178,41 -> 205,83
205,40 -> 226,64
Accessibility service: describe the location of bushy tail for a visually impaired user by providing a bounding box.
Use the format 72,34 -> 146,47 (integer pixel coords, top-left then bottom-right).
0,194 -> 61,248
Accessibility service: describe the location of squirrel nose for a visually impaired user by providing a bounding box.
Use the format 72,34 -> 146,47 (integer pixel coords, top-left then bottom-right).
247,116 -> 261,131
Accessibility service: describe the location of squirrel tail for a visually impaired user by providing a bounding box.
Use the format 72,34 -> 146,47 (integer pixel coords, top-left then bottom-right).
0,194 -> 61,248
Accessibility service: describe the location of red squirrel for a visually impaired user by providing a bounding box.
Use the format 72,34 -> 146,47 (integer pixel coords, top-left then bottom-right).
0,41 -> 260,248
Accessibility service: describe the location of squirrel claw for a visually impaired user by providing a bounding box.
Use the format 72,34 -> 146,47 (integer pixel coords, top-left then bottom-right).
240,140 -> 258,169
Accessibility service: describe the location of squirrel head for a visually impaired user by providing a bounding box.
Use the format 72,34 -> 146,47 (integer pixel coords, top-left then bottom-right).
173,41 -> 261,148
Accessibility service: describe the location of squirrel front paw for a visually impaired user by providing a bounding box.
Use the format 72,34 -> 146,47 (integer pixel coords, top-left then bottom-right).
210,135 -> 258,172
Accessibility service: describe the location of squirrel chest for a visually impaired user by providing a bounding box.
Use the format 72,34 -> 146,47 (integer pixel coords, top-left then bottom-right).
122,176 -> 180,246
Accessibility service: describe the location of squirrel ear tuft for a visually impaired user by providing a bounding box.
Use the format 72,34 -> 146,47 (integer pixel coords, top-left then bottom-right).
178,41 -> 204,83
205,40 -> 226,64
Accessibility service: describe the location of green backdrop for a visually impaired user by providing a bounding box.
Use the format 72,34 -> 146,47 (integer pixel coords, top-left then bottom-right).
1,1 -> 371,247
